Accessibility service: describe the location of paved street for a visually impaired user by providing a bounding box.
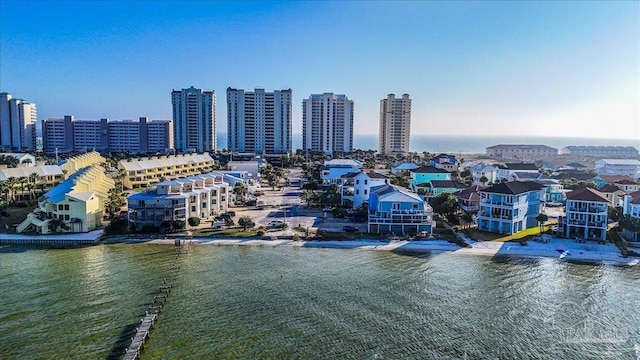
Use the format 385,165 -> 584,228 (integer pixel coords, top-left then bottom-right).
229,168 -> 367,235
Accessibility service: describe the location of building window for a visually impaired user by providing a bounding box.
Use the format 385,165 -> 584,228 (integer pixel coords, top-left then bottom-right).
356,190 -> 359,195
65,205 -> 69,210
364,190 -> 368,195
191,206 -> 196,212
364,180 -> 368,185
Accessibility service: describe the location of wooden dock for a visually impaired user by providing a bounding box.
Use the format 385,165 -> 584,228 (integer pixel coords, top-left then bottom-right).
123,313 -> 157,360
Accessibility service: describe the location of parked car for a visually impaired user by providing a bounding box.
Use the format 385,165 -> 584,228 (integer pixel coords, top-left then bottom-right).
268,220 -> 286,228
225,211 -> 236,217
323,206 -> 333,212
343,225 -> 358,232
245,199 -> 257,206
253,191 -> 264,196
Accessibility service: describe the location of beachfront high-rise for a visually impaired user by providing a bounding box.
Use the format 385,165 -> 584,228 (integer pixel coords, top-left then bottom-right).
227,87 -> 292,155
42,116 -> 173,155
0,92 -> 37,152
171,86 -> 216,153
379,93 -> 411,154
302,93 -> 354,156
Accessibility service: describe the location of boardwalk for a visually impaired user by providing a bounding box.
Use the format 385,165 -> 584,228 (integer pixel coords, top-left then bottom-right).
123,313 -> 157,360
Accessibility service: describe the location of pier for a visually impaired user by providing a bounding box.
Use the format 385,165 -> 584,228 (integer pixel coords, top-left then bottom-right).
123,313 -> 157,360
121,238 -> 190,359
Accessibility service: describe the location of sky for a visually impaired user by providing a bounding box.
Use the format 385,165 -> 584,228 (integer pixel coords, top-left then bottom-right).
1,0 -> 638,141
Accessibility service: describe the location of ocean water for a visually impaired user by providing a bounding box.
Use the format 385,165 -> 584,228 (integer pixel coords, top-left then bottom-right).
1,244 -> 639,359
217,133 -> 640,154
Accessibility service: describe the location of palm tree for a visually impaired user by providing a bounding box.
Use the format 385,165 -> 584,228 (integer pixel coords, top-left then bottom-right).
17,176 -> 28,201
233,182 -> 248,201
536,213 -> 548,233
479,176 -> 489,186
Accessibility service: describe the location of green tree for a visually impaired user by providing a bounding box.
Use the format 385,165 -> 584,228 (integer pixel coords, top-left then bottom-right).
536,213 -> 548,233
479,176 -> 489,186
188,217 -> 200,227
238,216 -> 255,231
429,193 -> 458,216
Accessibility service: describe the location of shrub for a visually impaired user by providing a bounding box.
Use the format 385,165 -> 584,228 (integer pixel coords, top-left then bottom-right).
257,229 -> 266,237
140,225 -> 160,234
188,217 -> 200,227
105,217 -> 129,235
173,220 -> 185,230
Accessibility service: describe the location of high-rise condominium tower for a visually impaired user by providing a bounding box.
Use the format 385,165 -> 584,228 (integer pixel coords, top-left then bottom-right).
227,87 -> 292,155
0,92 -> 37,151
302,93 -> 354,156
379,93 -> 411,154
171,86 -> 216,153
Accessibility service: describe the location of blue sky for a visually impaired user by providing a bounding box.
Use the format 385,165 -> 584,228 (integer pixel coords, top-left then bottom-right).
1,0 -> 638,140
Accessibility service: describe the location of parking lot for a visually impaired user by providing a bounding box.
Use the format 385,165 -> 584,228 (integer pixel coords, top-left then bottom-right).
226,170 -> 368,235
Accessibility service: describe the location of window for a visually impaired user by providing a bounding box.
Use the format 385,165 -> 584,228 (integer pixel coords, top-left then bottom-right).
356,179 -> 360,185
356,190 -> 359,195
364,180 -> 368,185
65,205 -> 69,210
191,206 -> 196,212
364,190 -> 368,195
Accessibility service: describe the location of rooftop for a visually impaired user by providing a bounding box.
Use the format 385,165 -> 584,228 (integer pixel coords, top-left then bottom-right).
480,181 -> 546,195
566,187 -> 609,203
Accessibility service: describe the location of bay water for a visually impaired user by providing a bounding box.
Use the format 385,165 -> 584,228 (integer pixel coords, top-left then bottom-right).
1,244 -> 639,359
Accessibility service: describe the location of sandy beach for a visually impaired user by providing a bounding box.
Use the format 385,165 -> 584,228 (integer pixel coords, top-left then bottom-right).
141,236 -> 640,267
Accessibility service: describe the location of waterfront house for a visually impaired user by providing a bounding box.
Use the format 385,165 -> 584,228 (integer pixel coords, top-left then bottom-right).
367,185 -> 435,235
496,163 -> 539,182
595,159 -> 640,178
391,162 -> 419,175
557,188 -> 609,241
409,166 -> 451,192
477,181 -> 546,235
340,170 -> 390,208
320,159 -> 363,186
17,165 -> 114,234
454,185 -> 484,213
127,173 -> 229,230
621,190 -> 640,242
118,153 -> 215,190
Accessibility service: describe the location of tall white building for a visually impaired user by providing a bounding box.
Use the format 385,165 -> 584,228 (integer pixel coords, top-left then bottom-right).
0,92 -> 37,152
302,93 -> 353,155
379,93 -> 411,154
227,87 -> 292,155
171,86 -> 216,153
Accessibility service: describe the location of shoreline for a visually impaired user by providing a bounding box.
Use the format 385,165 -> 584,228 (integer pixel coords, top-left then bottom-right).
136,237 -> 639,267
2,231 -> 639,267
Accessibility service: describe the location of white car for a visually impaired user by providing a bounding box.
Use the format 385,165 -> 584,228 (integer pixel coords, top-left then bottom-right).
268,220 -> 285,227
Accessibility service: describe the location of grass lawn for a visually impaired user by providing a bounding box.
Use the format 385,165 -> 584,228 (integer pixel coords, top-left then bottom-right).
0,204 -> 38,232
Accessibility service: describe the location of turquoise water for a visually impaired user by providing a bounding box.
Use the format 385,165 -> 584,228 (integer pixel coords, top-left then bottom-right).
1,244 -> 639,359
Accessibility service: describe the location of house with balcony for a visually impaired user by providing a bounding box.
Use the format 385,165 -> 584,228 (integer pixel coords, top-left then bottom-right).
118,153 -> 215,190
454,185 -> 484,213
340,171 -> 390,208
429,154 -> 457,172
367,185 -> 435,235
470,163 -> 499,186
16,165 -> 114,234
613,179 -> 640,193
531,178 -> 566,204
320,159 -> 363,186
621,190 -> 640,242
477,181 -> 546,235
127,173 -> 229,229
557,187 -> 609,241
409,166 -> 451,192
496,163 -> 539,182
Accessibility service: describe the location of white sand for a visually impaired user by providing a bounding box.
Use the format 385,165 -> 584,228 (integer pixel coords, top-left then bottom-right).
143,236 -> 639,266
